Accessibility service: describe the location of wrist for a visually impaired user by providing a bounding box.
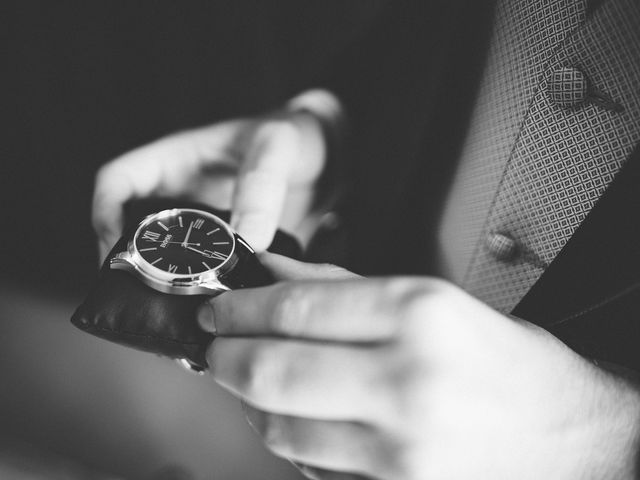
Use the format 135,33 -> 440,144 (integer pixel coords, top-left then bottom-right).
564,363 -> 640,479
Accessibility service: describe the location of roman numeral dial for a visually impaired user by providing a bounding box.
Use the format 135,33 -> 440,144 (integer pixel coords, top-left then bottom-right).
141,230 -> 161,242
134,209 -> 235,275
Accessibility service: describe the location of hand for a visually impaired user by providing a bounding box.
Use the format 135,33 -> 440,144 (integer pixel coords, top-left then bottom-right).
198,254 -> 640,480
92,90 -> 341,261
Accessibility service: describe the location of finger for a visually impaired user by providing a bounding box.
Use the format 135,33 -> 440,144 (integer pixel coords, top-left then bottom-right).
230,121 -> 296,251
98,239 -> 114,265
294,464 -> 370,480
257,252 -> 359,282
92,122 -> 243,258
242,404 -> 388,479
199,278 -> 402,341
231,116 -> 324,251
209,338 -> 386,420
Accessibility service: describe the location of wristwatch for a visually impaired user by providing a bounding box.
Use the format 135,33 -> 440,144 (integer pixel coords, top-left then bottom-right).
109,207 -> 274,295
71,198 -> 300,374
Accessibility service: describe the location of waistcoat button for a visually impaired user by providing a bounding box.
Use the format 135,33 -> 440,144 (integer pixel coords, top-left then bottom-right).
546,66 -> 588,108
486,233 -> 518,262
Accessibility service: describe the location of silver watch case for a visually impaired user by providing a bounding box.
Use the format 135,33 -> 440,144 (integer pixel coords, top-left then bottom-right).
109,208 -> 251,295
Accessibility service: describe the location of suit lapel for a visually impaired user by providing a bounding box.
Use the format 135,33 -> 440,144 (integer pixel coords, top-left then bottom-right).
511,0 -> 640,368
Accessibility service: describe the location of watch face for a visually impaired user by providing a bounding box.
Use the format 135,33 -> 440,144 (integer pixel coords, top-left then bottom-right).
133,209 -> 235,276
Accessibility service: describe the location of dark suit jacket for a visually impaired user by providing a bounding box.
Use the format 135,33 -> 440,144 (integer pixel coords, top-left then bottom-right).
310,0 -> 640,370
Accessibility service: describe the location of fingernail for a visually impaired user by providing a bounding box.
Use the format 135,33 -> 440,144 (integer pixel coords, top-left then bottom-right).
292,463 -> 321,480
241,401 -> 266,435
197,303 -> 217,334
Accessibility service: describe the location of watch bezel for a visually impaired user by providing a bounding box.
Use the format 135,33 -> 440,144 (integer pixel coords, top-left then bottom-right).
111,208 -> 239,295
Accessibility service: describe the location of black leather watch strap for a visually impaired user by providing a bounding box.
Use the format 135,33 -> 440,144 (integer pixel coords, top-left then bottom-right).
219,235 -> 274,289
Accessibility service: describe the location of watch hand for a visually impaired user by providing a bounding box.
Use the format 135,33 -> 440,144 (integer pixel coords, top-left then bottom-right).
182,221 -> 194,248
146,240 -> 201,246
186,245 -> 208,256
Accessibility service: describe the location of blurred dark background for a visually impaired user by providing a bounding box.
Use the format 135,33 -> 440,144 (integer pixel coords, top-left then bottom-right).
0,2 -> 493,477
0,2 -> 388,478
1,0 -> 385,297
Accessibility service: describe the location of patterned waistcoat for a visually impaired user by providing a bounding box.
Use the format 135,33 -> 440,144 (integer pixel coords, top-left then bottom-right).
437,0 -> 640,313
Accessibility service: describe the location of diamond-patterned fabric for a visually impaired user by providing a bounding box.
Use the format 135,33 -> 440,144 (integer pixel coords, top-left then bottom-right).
546,66 -> 589,108
437,0 -> 587,288
437,0 -> 640,313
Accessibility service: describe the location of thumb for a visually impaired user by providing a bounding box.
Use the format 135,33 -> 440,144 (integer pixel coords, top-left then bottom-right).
258,252 -> 359,281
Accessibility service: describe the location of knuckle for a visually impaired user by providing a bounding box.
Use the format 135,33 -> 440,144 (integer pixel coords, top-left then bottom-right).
382,352 -> 431,423
253,118 -> 302,154
315,263 -> 358,279
260,415 -> 291,457
387,279 -> 459,332
242,345 -> 271,400
404,289 -> 445,324
268,284 -> 310,337
261,117 -> 299,140
243,345 -> 288,407
381,280 -> 429,323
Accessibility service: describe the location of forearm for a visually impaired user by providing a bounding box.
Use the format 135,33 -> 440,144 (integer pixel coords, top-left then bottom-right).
577,363 -> 640,479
